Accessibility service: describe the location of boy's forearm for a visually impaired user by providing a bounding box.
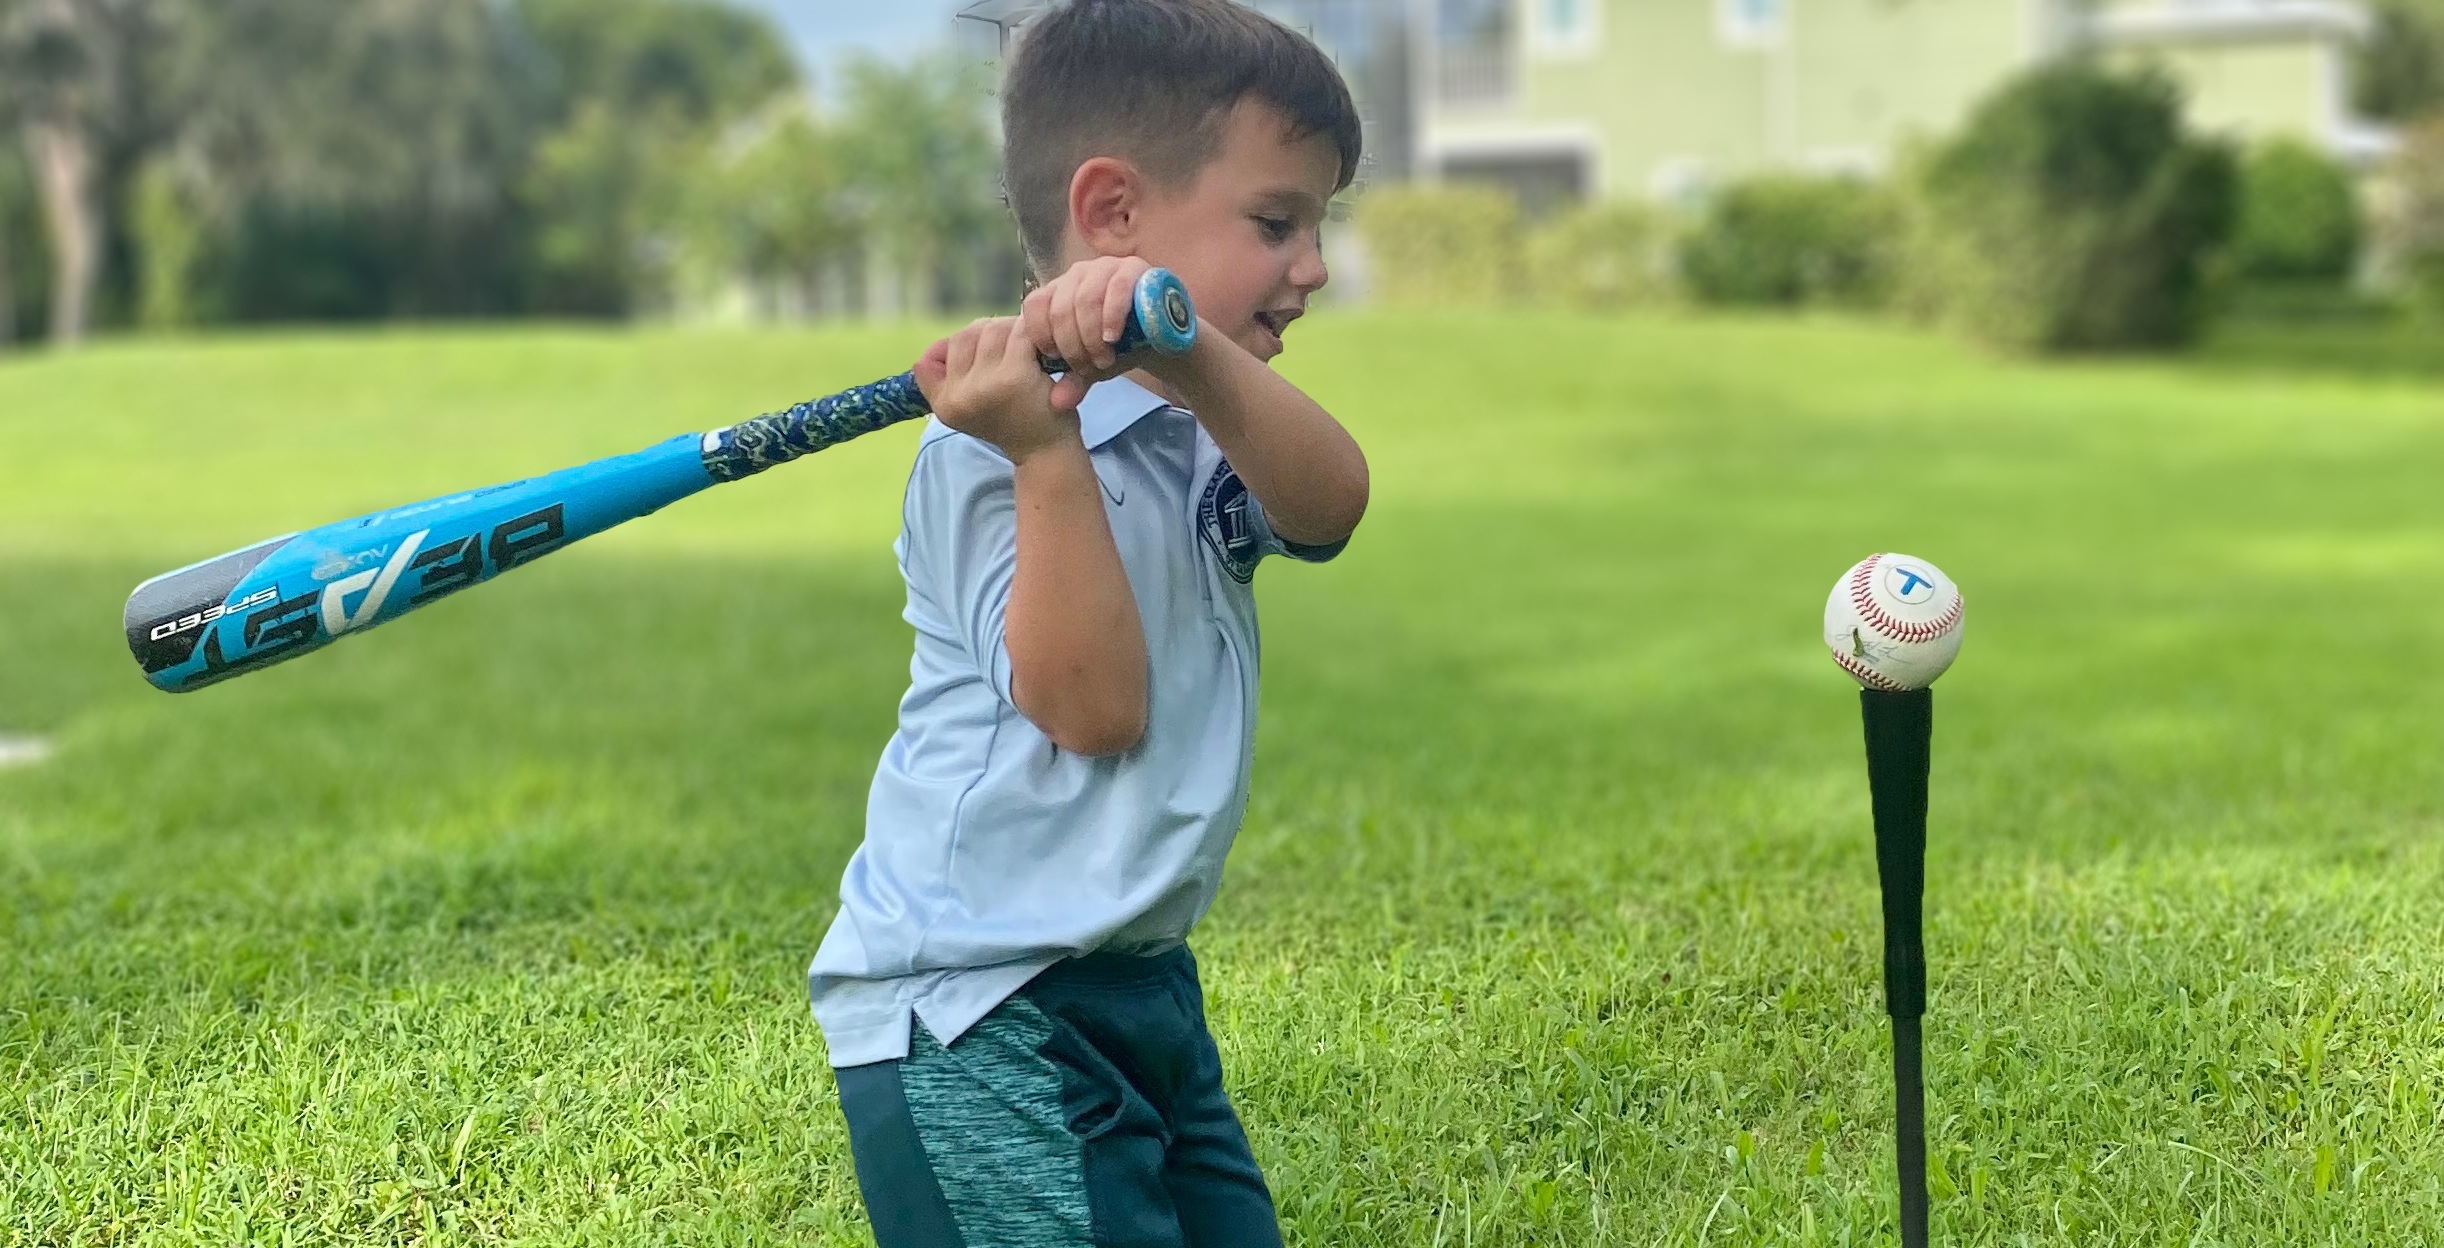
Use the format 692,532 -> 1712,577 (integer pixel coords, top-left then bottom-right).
1004,437 -> 1149,756
1162,336 -> 1369,548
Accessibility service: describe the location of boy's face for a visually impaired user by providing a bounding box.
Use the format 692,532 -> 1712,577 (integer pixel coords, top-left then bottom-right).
1132,99 -> 1342,363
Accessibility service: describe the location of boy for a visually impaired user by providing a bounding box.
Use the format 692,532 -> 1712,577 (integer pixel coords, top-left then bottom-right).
808,1 -> 1367,1243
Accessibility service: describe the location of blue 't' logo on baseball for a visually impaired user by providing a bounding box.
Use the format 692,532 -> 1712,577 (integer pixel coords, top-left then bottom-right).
1886,565 -> 1937,604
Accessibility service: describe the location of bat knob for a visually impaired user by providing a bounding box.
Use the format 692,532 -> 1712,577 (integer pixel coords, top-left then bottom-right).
1126,268 -> 1198,358
1040,268 -> 1199,375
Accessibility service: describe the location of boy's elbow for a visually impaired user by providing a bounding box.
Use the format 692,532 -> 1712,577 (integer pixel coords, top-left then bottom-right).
1300,462 -> 1371,547
1277,489 -> 1368,550
1009,637 -> 1150,756
1017,678 -> 1147,757
1048,699 -> 1147,757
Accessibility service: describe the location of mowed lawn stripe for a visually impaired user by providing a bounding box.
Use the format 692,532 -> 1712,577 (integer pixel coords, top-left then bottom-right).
4,314 -> 2441,1244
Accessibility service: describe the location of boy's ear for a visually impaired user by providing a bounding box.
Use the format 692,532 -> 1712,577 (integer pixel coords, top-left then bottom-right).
1069,156 -> 1145,255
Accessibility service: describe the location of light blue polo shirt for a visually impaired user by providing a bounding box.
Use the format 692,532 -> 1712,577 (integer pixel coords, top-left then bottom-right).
809,376 -> 1342,1068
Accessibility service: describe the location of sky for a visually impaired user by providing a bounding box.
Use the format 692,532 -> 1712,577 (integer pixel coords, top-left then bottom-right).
726,1 -> 982,77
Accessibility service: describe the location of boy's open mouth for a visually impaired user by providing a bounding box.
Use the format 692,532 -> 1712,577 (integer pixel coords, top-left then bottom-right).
1253,309 -> 1300,339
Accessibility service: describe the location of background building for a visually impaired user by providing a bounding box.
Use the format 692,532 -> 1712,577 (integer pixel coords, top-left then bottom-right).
1425,0 -> 2392,213
965,0 -> 2393,217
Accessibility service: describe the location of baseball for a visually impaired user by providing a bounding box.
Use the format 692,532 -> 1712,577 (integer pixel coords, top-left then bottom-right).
1824,553 -> 1964,691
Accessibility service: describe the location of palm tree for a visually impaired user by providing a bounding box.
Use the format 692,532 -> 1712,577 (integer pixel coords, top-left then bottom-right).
0,9 -> 20,350
3,0 -> 163,346
5,0 -> 115,346
0,0 -> 39,348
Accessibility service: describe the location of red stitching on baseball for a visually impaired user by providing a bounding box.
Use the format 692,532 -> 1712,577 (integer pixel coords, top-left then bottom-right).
1833,647 -> 1907,691
1848,554 -> 1963,645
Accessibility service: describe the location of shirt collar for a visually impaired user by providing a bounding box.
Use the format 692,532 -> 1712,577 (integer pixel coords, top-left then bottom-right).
1076,375 -> 1173,450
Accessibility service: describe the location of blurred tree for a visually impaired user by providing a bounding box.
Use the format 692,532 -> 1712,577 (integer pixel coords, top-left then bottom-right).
516,0 -> 801,315
674,104 -> 861,318
519,0 -> 796,129
2,0 -> 132,346
0,0 -> 807,329
2378,117 -> 2444,310
0,11 -> 21,348
0,147 -> 21,347
1906,64 -> 2238,352
2231,139 -> 2361,286
127,157 -> 192,326
156,0 -> 543,319
162,0 -> 531,215
2358,1 -> 2444,122
832,52 -> 1004,315
523,101 -> 669,315
0,0 -> 992,332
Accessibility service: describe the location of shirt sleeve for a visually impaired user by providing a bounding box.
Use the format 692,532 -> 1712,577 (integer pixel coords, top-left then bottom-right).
1245,481 -> 1349,566
900,432 -> 1021,703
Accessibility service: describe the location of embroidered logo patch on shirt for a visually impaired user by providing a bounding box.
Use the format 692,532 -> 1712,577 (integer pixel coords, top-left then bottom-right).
1198,463 -> 1262,584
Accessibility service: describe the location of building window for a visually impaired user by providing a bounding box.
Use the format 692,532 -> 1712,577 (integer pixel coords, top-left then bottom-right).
1719,0 -> 1785,47
1546,0 -> 1584,40
1436,0 -> 1514,106
1536,0 -> 1598,55
1439,0 -> 1507,43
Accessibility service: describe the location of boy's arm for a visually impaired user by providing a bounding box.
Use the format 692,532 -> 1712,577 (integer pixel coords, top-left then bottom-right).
1004,436 -> 1147,756
915,319 -> 1147,757
1020,258 -> 1367,551
1156,330 -> 1368,549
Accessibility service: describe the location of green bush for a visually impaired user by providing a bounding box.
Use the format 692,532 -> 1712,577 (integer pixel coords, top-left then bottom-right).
1906,63 -> 2239,352
1680,175 -> 1897,308
1355,185 -> 1523,308
2232,139 -> 2361,284
1523,201 -> 1677,309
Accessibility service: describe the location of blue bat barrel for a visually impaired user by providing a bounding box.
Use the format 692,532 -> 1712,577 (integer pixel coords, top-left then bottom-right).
126,436 -> 722,691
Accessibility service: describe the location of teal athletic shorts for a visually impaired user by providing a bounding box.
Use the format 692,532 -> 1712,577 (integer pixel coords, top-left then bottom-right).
833,946 -> 1282,1247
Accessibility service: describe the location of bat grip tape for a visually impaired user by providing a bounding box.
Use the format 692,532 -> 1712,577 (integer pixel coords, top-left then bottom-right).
700,371 -> 935,483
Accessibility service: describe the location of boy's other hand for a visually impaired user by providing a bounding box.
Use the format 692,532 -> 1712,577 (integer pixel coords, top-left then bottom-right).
1023,256 -> 1155,412
915,317 -> 1077,464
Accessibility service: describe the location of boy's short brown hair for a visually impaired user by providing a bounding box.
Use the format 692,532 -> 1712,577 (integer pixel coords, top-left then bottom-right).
1000,0 -> 1364,278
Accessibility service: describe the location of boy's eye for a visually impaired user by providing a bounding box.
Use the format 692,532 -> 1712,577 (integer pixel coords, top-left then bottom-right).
1254,216 -> 1295,242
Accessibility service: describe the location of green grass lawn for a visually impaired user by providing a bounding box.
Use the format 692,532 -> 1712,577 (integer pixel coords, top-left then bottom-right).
4,312 -> 2443,1245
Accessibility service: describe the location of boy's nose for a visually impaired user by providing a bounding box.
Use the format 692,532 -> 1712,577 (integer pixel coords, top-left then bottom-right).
1291,239 -> 1329,293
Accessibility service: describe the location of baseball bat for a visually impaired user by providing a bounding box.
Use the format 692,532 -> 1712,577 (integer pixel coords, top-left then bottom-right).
125,268 -> 1198,693
1861,686 -> 1934,1248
